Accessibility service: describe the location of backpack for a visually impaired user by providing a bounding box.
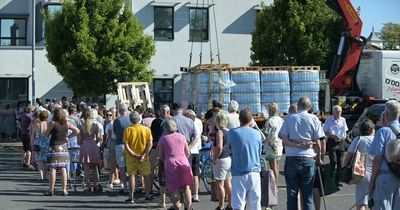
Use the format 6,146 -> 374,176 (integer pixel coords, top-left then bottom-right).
385,125 -> 400,178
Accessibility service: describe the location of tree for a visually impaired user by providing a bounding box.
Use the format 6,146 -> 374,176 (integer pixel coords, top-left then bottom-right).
251,0 -> 344,70
381,23 -> 400,49
44,0 -> 155,96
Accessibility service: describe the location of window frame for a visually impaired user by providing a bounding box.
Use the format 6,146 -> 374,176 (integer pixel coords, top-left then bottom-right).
0,77 -> 29,104
153,6 -> 175,41
189,8 -> 209,42
0,17 -> 28,46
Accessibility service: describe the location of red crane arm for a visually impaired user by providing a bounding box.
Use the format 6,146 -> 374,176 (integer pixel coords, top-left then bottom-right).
326,0 -> 365,94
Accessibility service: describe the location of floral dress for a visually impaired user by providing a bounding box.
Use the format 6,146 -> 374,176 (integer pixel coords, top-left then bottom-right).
264,115 -> 284,160
34,131 -> 50,162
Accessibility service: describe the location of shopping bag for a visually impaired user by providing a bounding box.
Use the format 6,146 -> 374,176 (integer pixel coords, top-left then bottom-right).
348,150 -> 365,184
261,169 -> 278,207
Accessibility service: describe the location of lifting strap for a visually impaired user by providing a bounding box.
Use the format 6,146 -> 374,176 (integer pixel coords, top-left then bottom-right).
211,0 -> 223,102
188,0 -> 200,68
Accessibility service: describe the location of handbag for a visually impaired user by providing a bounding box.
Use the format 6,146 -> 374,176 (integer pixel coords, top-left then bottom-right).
33,144 -> 41,152
340,137 -> 365,184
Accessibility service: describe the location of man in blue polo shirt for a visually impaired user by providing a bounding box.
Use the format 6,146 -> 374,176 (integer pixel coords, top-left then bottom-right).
369,100 -> 400,210
229,108 -> 263,210
279,96 -> 325,210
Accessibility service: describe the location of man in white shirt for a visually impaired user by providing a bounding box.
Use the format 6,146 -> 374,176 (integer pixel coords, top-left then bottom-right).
324,105 -> 348,186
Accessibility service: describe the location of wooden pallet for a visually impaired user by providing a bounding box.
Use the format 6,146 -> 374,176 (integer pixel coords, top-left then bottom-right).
260,66 -> 320,71
181,65 -> 320,72
230,66 -> 261,71
290,66 -> 320,71
180,64 -> 231,72
116,82 -> 152,110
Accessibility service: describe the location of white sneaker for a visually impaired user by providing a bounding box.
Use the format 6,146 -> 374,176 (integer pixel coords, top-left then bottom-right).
113,179 -> 121,185
106,183 -> 113,189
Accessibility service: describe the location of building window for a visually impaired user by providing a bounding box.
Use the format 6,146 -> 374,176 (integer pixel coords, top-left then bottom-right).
0,78 -> 28,104
38,3 -> 62,42
153,78 -> 174,112
189,8 -> 208,41
154,7 -> 174,40
0,18 -> 27,46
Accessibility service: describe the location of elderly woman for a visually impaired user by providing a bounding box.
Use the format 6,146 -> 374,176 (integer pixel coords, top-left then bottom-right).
343,120 -> 375,210
263,103 -> 284,184
45,108 -> 80,196
213,112 -> 233,210
158,119 -> 193,210
79,108 -> 103,192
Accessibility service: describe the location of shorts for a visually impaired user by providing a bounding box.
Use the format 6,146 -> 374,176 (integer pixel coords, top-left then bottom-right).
21,133 -> 32,152
150,147 -> 159,170
265,155 -> 282,161
232,172 -> 261,210
115,144 -> 126,168
158,160 -> 166,187
264,140 -> 283,161
213,157 -> 232,181
107,139 -> 116,157
189,154 -> 200,176
126,158 -> 151,176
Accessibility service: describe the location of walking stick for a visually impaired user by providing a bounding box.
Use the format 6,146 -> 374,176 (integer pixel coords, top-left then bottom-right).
317,166 -> 328,210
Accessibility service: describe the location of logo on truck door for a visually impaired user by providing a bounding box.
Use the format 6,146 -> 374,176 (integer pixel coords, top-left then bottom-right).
391,64 -> 400,74
386,79 -> 400,95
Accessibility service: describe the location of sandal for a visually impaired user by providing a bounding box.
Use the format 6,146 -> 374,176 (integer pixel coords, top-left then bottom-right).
44,191 -> 54,196
94,184 -> 103,192
83,187 -> 93,193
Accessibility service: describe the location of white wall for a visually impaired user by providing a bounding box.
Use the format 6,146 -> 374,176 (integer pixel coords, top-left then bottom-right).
133,0 -> 261,76
0,47 -> 73,100
0,0 -> 272,105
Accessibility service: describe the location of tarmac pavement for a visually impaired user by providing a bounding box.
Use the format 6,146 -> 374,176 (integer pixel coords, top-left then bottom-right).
0,140 -> 357,210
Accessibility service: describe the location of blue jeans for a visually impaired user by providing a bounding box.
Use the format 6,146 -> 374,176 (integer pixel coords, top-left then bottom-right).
284,157 -> 316,210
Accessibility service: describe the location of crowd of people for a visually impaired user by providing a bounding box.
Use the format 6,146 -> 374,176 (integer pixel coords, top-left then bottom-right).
7,95 -> 400,210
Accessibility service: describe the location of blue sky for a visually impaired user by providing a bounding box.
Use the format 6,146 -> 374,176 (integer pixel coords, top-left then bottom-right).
351,0 -> 400,36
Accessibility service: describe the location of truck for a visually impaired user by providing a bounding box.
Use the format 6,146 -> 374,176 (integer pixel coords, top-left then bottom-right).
325,0 -> 400,124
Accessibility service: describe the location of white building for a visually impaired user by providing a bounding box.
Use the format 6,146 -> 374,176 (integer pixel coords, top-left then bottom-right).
0,0 -> 270,108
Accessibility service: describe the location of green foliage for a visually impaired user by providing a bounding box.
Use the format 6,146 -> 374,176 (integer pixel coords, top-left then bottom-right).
251,0 -> 343,70
381,23 -> 400,49
44,0 -> 155,96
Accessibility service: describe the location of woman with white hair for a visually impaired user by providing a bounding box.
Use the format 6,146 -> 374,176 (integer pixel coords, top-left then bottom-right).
158,118 -> 193,210
79,108 -> 103,192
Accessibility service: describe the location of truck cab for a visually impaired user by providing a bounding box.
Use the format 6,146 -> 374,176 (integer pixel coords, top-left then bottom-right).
356,49 -> 400,100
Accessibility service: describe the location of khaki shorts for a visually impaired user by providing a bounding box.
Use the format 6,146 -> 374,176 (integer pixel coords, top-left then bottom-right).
126,158 -> 151,176
213,157 -> 232,181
